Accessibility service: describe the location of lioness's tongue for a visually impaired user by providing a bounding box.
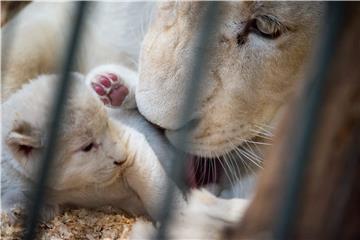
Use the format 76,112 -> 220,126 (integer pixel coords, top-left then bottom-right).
185,155 -> 198,188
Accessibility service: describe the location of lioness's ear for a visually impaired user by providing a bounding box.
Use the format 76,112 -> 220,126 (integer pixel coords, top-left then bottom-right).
6,121 -> 42,156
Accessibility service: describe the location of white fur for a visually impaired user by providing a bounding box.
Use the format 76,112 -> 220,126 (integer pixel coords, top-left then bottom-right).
1,72 -> 184,222
130,189 -> 249,239
1,2 -> 325,238
2,2 -> 155,99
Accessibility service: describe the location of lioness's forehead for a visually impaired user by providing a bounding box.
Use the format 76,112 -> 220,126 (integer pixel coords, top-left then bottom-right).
164,2 -> 323,29
224,1 -> 322,23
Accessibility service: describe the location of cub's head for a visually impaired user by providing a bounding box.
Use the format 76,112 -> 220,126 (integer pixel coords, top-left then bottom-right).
3,74 -> 127,190
137,2 -> 324,159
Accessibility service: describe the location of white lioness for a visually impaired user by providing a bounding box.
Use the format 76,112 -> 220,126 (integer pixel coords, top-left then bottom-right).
1,1 -> 325,238
1,67 -> 183,222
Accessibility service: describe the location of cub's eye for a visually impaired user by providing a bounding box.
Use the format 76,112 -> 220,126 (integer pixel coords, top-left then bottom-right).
82,143 -> 94,152
251,16 -> 283,39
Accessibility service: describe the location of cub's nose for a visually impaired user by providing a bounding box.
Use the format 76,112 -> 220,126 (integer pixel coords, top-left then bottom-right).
113,160 -> 124,166
109,155 -> 126,167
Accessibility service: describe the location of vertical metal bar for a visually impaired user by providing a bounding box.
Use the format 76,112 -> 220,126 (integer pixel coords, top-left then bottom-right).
273,3 -> 345,239
155,2 -> 220,239
23,2 -> 88,240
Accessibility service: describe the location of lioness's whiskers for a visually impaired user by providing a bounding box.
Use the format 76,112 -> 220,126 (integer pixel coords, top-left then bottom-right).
250,129 -> 274,140
226,152 -> 240,183
199,157 -> 207,185
211,158 -> 216,184
230,153 -> 243,183
230,141 -> 263,169
228,140 -> 256,178
254,127 -> 273,137
194,157 -> 200,179
228,142 -> 248,179
223,154 -> 237,185
253,124 -> 274,137
217,155 -> 235,192
207,159 -> 211,184
229,141 -> 256,172
244,142 -> 263,163
235,137 -> 272,146
236,150 -> 254,175
240,149 -> 263,169
255,122 -> 275,130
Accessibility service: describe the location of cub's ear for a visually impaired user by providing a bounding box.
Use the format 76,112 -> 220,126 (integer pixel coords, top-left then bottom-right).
6,121 -> 42,156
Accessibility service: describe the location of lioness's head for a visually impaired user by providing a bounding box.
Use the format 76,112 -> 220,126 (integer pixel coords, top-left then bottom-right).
137,2 -> 324,159
3,74 -> 128,190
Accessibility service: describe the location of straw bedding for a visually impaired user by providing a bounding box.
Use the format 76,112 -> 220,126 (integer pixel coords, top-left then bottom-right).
1,207 -> 140,240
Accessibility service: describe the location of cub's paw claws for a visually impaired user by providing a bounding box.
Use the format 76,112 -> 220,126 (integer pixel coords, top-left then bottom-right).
89,72 -> 129,108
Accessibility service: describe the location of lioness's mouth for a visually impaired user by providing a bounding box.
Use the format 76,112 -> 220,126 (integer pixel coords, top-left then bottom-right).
185,155 -> 224,188
184,138 -> 267,189
153,124 -> 267,189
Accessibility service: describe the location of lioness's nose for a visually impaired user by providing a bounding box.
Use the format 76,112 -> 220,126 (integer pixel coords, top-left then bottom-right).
136,88 -> 192,130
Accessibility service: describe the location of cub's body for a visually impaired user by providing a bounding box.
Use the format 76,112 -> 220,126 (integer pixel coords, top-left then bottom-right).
1,73 -> 181,221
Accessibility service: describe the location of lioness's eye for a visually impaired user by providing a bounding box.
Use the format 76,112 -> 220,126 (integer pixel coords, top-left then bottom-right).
251,16 -> 282,39
82,143 -> 94,152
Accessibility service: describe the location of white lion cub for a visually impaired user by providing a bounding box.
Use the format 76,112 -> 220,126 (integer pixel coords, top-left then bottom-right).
1,65 -> 183,222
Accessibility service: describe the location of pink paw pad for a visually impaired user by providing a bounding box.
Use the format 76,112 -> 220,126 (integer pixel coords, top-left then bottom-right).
90,73 -> 129,107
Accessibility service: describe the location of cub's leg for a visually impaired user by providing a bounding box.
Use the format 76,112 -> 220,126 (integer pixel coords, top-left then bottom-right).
85,64 -> 138,109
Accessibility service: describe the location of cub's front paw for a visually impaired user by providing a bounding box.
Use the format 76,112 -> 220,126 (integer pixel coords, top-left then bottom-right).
86,65 -> 137,109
